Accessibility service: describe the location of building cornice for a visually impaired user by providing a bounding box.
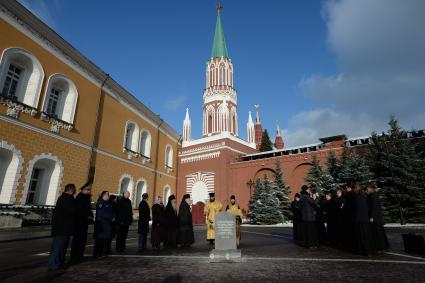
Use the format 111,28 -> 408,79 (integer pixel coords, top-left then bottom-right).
182,131 -> 256,149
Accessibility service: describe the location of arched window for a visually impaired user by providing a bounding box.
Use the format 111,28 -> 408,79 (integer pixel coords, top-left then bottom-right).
0,48 -> 44,108
230,107 -> 237,135
0,142 -> 23,204
135,178 -> 147,208
42,74 -> 78,124
139,129 -> 151,158
165,144 -> 173,168
22,154 -> 63,205
163,185 -> 171,206
119,174 -> 134,201
124,121 -> 139,152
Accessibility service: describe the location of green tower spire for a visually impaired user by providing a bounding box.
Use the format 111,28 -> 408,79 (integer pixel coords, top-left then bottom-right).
211,4 -> 229,58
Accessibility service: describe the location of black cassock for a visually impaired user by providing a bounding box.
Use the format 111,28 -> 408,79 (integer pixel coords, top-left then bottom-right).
342,191 -> 355,251
323,198 -> 338,246
353,192 -> 375,255
299,194 -> 319,248
367,192 -> 390,251
70,193 -> 93,263
165,202 -> 179,248
178,200 -> 195,247
291,200 -> 301,241
151,203 -> 165,249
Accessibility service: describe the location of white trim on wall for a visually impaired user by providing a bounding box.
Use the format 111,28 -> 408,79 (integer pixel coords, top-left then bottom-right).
0,114 -> 177,179
0,140 -> 24,204
21,153 -> 63,205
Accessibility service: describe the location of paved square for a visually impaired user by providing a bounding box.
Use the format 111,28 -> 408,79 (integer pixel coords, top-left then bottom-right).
0,226 -> 424,282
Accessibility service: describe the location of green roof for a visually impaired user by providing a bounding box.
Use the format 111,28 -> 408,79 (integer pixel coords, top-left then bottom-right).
211,13 -> 229,58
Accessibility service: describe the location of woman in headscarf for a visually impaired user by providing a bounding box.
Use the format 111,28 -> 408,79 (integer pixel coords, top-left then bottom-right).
164,195 -> 179,248
93,191 -> 115,258
178,194 -> 195,248
151,196 -> 165,250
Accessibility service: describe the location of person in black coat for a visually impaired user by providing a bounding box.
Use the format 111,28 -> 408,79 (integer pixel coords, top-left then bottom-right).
323,192 -> 338,247
367,185 -> 390,251
315,190 -> 327,245
151,197 -> 166,250
106,194 -> 118,254
70,183 -> 93,264
352,183 -> 375,256
178,194 -> 195,248
165,195 -> 179,248
93,191 -> 115,258
115,191 -> 133,252
138,193 -> 151,252
290,193 -> 301,241
342,185 -> 355,252
335,188 -> 345,248
48,184 -> 77,271
299,186 -> 320,248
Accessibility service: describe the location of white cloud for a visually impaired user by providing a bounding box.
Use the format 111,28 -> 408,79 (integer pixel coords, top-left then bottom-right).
163,95 -> 188,111
284,0 -> 425,147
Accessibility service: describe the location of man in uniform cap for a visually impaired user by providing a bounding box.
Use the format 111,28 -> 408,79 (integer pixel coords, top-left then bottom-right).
204,192 -> 222,245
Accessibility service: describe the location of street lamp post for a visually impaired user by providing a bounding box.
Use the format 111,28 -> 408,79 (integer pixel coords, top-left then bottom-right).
246,179 -> 254,200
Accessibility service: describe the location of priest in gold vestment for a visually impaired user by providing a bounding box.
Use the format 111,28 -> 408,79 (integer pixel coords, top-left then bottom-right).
204,193 -> 222,245
226,195 -> 243,247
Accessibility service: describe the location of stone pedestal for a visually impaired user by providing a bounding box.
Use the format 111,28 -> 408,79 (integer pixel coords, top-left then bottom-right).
209,211 -> 242,262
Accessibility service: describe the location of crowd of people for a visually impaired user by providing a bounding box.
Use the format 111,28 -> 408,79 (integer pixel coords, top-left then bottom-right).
291,183 -> 390,256
47,180 -> 387,271
47,185 -> 197,271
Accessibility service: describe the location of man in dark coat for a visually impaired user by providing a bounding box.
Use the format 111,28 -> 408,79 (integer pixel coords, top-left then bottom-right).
335,188 -> 345,248
165,195 -> 179,248
106,194 -> 118,254
138,193 -> 150,252
151,196 -> 165,250
178,194 -> 194,248
70,183 -> 93,264
290,193 -> 301,241
342,185 -> 355,252
367,185 -> 389,251
323,192 -> 338,246
315,190 -> 327,245
93,191 -> 115,258
299,186 -> 320,248
116,191 -> 133,252
48,184 -> 77,271
352,183 -> 375,256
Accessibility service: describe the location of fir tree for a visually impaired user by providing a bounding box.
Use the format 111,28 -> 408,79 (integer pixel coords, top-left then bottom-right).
272,160 -> 292,222
259,129 -> 273,152
339,151 -> 374,187
368,116 -> 425,223
248,175 -> 283,224
325,150 -> 342,191
305,154 -> 334,193
247,177 -> 264,224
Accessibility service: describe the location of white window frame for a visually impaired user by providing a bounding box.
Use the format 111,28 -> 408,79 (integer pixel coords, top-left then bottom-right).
0,47 -> 44,108
41,74 -> 78,124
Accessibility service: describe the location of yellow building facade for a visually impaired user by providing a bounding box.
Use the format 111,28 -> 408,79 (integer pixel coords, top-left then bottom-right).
0,1 -> 180,207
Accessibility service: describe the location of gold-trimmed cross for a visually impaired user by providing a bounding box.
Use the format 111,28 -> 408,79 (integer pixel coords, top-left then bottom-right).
216,3 -> 223,13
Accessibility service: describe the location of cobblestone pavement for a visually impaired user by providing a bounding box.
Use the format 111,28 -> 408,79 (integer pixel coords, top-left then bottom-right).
1,226 -> 424,283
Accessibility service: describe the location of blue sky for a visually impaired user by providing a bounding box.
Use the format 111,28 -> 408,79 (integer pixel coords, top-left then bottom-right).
19,0 -> 425,147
